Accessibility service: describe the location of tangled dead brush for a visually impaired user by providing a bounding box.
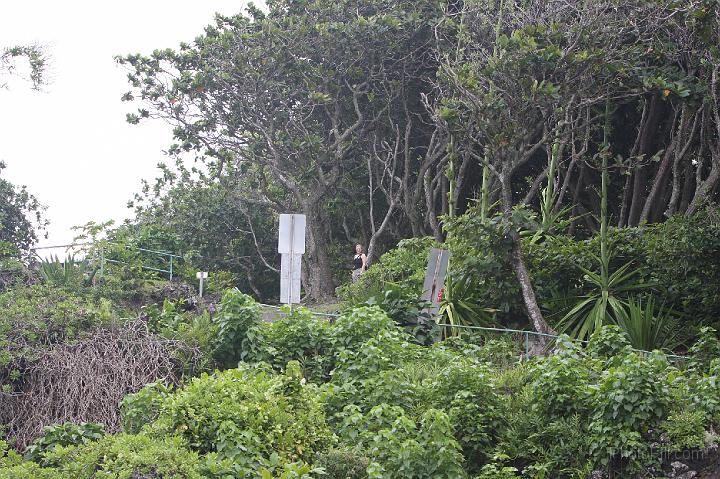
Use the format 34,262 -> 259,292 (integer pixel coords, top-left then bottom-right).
0,319 -> 199,448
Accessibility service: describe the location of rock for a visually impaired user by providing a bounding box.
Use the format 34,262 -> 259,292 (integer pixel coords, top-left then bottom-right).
669,461 -> 697,479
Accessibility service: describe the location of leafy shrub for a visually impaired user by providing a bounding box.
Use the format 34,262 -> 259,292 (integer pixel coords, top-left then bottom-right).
258,462 -> 326,479
251,307 -> 333,382
0,243 -> 34,293
328,306 -> 396,352
437,334 -> 519,369
330,329 -> 422,387
203,270 -> 239,295
588,351 -> 671,472
337,404 -> 466,479
143,300 -> 217,373
663,409 -> 707,451
143,298 -> 187,333
121,381 -> 175,434
366,287 -> 439,345
586,325 -> 632,361
530,339 -> 590,419
489,328 -> 699,476
328,331 -> 502,471
689,359 -> 720,423
247,306 -> 398,383
687,326 -> 720,373
644,208 -> 720,328
314,448 -> 369,479
23,422 -> 105,464
473,460 -> 521,479
444,209 -> 520,323
212,289 -> 263,368
0,462 -> 61,479
44,433 -> 205,479
153,362 -> 333,473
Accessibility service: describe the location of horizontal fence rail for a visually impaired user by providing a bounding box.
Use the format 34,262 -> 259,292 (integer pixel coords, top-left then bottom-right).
252,303 -> 687,363
435,322 -> 687,362
29,242 -> 183,280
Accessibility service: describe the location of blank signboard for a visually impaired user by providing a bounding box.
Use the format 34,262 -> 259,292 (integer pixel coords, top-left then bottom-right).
280,253 -> 302,304
421,248 -> 451,314
278,214 -> 306,254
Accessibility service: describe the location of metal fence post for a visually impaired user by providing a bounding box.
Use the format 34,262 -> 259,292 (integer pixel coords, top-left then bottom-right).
169,256 -> 173,281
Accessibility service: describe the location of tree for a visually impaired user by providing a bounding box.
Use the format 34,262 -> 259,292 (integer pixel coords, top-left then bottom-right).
130,160 -> 278,300
0,161 -> 47,255
434,0 -> 685,338
118,0 -> 447,301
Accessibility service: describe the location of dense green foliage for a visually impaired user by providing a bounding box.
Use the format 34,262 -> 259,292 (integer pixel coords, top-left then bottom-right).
344,208 -> 720,349
23,423 -> 105,464
3,293 -> 720,477
2,0 -> 720,476
0,162 -> 46,293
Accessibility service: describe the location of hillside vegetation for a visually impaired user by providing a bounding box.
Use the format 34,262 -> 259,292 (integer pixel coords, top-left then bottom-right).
1,0 -> 720,477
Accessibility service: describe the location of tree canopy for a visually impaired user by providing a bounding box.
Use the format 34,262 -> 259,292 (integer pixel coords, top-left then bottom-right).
119,0 -> 720,309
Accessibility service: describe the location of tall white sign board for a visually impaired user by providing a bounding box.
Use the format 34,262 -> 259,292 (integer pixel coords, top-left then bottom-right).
278,214 -> 306,254
278,214 -> 306,304
421,248 -> 451,315
280,253 -> 302,304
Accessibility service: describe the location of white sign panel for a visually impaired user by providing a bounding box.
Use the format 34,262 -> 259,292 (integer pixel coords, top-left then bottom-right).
196,272 -> 208,279
280,253 -> 302,304
278,214 -> 306,304
278,214 -> 306,254
421,248 -> 451,314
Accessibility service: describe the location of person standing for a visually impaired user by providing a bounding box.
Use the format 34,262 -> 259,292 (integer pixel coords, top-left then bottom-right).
352,244 -> 367,282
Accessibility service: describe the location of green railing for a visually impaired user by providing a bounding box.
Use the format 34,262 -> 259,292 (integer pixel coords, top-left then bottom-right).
100,245 -> 182,281
253,304 -> 687,363
435,322 -> 687,363
32,242 -> 183,281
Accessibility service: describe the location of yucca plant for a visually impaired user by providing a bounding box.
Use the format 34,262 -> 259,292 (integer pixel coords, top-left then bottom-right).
613,296 -> 683,352
558,258 -> 650,341
38,254 -> 92,288
559,103 -> 651,341
438,275 -> 497,336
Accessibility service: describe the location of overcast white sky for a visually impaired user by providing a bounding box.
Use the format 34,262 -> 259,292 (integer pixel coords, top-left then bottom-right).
0,1 -> 252,254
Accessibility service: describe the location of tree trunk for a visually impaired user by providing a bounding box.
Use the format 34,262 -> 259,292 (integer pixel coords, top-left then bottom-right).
302,207 -> 337,303
687,154 -> 720,216
424,170 -> 444,242
627,94 -> 663,226
688,67 -> 720,215
639,142 -> 676,224
500,173 -> 552,345
618,171 -> 633,227
678,158 -> 695,214
627,166 -> 647,226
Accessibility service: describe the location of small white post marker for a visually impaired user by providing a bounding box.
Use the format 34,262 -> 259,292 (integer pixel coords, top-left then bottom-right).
196,271 -> 208,298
